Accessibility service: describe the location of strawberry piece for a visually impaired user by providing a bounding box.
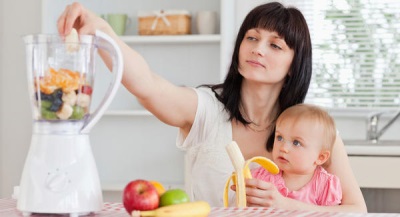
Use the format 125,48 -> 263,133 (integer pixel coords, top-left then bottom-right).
81,85 -> 93,95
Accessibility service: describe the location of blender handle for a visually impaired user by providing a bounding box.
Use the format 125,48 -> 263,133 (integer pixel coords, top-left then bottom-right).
81,30 -> 123,134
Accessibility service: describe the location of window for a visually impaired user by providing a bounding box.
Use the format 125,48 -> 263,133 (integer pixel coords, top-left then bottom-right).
286,0 -> 400,109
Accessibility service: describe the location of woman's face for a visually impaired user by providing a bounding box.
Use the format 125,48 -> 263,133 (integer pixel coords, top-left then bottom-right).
238,28 -> 294,86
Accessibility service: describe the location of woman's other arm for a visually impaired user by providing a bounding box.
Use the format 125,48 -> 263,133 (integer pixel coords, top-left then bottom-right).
323,134 -> 368,212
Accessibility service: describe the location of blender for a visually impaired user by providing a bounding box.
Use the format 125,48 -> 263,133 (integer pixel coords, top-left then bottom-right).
17,30 -> 123,216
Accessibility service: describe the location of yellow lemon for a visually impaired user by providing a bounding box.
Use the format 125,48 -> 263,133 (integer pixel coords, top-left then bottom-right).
149,180 -> 166,196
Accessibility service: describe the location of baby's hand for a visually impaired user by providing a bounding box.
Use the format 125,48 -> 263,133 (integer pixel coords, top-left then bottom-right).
244,179 -> 286,208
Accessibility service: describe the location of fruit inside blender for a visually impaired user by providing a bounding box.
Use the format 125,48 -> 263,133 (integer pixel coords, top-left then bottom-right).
34,67 -> 93,121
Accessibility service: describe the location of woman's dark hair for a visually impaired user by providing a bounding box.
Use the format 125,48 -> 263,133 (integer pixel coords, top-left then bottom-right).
202,2 -> 312,151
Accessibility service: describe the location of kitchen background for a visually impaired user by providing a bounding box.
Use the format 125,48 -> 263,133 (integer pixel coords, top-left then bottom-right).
1,0 -> 400,213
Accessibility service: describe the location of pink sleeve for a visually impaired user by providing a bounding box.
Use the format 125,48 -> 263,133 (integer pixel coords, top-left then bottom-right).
319,174 -> 342,206
251,167 -> 272,181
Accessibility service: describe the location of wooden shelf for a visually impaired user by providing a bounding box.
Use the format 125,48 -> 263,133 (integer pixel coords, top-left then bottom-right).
120,34 -> 221,44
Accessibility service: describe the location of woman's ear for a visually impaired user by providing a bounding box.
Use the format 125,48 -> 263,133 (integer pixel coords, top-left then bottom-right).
315,150 -> 330,166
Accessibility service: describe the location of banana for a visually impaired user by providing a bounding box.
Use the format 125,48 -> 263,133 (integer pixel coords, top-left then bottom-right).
224,141 -> 279,207
131,201 -> 211,217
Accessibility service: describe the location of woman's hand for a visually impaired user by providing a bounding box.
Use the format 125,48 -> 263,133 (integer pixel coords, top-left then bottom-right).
57,2 -> 112,36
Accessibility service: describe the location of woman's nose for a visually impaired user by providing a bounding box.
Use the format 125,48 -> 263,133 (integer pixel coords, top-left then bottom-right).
251,44 -> 265,56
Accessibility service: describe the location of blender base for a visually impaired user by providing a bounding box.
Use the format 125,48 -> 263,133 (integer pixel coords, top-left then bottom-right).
17,133 -> 103,215
21,211 -> 91,217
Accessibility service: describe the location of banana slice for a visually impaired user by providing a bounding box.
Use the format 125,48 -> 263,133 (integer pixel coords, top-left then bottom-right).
65,28 -> 80,53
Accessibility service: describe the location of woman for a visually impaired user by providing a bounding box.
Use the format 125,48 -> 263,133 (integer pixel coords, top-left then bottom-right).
58,2 -> 367,212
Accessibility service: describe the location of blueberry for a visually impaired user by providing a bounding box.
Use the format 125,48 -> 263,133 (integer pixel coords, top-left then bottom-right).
36,92 -> 53,101
52,89 -> 63,99
49,98 -> 63,112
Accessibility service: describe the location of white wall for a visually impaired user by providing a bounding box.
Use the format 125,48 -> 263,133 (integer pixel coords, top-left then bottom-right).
1,0 -> 399,205
0,0 -> 41,198
0,0 -> 3,198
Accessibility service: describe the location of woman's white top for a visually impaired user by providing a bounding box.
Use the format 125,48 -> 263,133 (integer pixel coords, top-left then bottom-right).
176,87 -> 235,207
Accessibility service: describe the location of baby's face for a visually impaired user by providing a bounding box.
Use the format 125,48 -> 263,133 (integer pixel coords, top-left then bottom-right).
272,117 -> 325,175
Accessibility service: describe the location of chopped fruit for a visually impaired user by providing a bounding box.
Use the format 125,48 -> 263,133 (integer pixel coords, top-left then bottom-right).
48,89 -> 63,112
52,88 -> 63,99
81,85 -> 93,95
76,93 -> 91,108
41,109 -> 57,120
33,67 -> 93,121
65,28 -> 80,53
49,98 -> 63,112
56,104 -> 73,120
35,92 -> 53,101
40,100 -> 52,109
62,91 -> 77,106
40,68 -> 81,94
39,80 -> 58,94
71,106 -> 85,120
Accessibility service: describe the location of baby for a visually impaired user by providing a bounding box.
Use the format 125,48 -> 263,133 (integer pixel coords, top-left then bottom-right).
251,104 -> 342,206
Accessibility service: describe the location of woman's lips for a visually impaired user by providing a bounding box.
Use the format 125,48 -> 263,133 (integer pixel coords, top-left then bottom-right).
246,60 -> 265,68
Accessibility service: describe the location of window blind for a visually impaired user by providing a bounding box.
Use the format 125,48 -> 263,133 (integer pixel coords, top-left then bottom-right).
284,0 -> 400,109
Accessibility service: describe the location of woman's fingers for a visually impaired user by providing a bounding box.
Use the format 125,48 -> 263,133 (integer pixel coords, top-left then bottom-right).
57,5 -> 69,35
57,2 -> 85,35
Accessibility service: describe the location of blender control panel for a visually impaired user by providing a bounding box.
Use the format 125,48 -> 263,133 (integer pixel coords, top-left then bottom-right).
45,169 -> 71,192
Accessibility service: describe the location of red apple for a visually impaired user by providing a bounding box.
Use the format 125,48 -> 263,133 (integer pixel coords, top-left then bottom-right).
123,179 -> 159,213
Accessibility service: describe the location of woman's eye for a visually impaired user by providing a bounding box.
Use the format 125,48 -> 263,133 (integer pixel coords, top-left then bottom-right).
276,135 -> 283,141
246,36 -> 257,41
271,44 -> 282,50
292,140 -> 301,146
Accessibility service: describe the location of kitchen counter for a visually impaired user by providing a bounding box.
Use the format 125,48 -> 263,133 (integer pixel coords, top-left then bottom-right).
1,198 -> 399,217
345,145 -> 400,156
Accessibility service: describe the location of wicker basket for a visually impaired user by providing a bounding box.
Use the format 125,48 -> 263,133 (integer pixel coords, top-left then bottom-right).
138,10 -> 191,35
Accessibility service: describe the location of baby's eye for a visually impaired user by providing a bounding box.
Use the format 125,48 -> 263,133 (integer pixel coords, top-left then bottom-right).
292,140 -> 301,146
276,135 -> 283,141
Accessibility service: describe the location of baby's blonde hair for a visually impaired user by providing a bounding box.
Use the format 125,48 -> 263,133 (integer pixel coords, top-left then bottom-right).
276,104 -> 336,152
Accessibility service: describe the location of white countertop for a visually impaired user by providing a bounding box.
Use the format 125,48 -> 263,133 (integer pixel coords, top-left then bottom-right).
345,145 -> 400,156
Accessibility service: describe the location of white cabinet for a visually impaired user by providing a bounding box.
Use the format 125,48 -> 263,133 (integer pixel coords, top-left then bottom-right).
41,0 -> 235,197
349,156 -> 400,189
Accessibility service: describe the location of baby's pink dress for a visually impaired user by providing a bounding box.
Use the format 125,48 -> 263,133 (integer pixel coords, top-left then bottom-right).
251,166 -> 342,206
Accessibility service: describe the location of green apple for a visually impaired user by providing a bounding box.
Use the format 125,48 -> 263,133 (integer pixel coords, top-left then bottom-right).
159,189 -> 190,207
70,105 -> 85,119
